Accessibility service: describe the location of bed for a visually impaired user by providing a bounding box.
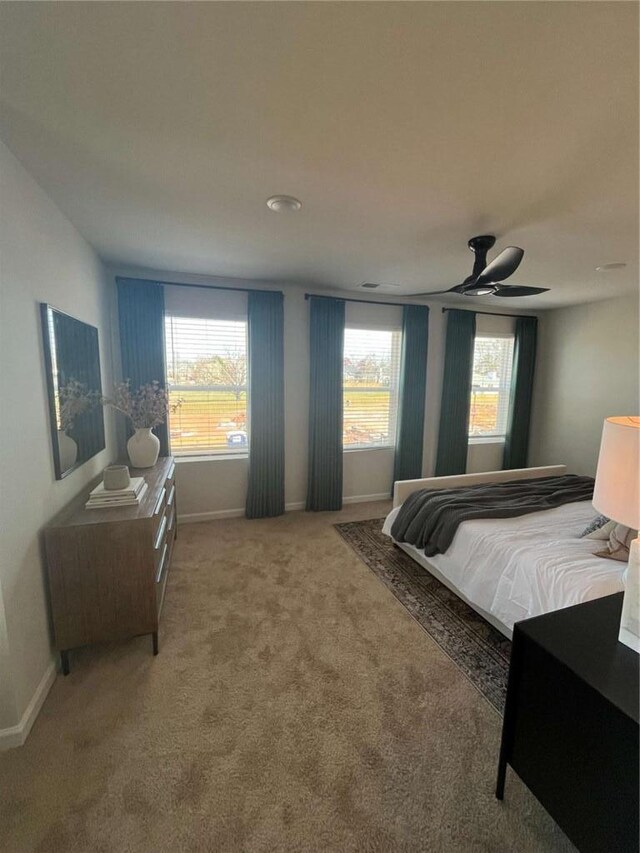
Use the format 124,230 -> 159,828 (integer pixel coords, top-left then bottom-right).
382,465 -> 626,639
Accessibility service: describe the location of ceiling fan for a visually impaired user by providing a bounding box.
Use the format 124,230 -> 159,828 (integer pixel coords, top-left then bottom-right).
410,235 -> 549,298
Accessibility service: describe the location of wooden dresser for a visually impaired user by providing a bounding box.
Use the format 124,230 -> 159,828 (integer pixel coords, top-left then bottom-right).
44,457 -> 177,674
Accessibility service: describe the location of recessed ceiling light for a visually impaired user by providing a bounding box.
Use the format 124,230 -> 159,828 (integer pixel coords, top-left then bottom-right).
595,262 -> 627,271
266,195 -> 302,212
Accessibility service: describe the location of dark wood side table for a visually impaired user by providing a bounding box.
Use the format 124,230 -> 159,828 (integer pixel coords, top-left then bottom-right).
497,593 -> 639,853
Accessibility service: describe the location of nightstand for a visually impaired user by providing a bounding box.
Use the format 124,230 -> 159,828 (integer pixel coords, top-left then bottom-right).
496,593 -> 639,853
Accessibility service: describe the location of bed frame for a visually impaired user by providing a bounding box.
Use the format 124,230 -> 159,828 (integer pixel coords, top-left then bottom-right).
390,465 -> 568,639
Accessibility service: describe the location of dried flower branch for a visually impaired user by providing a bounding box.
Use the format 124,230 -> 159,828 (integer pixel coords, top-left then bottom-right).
101,381 -> 182,430
58,379 -> 100,432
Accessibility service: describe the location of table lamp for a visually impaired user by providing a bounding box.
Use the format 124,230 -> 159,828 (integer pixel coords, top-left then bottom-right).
593,416 -> 640,652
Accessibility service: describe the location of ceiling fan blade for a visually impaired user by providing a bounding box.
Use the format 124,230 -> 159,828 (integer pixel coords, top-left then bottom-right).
493,285 -> 549,297
474,246 -> 524,286
404,291 -> 453,297
405,285 -> 465,297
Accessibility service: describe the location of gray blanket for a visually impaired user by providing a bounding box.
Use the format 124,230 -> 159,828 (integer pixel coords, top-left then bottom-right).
390,474 -> 594,557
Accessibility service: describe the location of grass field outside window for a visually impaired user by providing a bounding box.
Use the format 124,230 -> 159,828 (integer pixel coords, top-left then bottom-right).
165,314 -> 248,456
468,334 -> 514,439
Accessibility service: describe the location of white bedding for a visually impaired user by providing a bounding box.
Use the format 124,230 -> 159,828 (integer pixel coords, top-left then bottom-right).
382,501 -> 625,634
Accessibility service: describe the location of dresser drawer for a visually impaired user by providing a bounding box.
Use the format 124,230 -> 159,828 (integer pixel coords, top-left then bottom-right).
165,461 -> 175,491
167,504 -> 176,537
152,486 -> 167,538
155,538 -> 169,584
155,515 -> 175,617
153,509 -> 168,556
155,540 -> 169,613
166,481 -> 176,515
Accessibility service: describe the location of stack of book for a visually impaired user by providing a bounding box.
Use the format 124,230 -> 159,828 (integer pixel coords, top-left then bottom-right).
85,477 -> 148,510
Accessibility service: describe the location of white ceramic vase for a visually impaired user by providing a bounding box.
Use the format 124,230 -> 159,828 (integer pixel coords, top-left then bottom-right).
57,429 -> 78,471
127,428 -> 160,469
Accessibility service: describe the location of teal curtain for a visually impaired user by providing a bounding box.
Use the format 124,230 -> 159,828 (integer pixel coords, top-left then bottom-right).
435,309 -> 476,476
503,316 -> 538,469
306,297 -> 345,511
393,305 -> 429,484
116,278 -> 169,455
246,291 -> 285,518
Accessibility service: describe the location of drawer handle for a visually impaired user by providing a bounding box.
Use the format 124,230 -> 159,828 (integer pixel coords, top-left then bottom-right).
155,542 -> 168,583
154,514 -> 167,551
168,508 -> 176,532
167,462 -> 175,481
154,487 -> 166,516
167,484 -> 176,507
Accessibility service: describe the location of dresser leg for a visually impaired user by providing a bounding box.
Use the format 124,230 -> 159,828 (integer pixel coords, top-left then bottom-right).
60,650 -> 70,676
496,628 -> 524,800
152,632 -> 159,656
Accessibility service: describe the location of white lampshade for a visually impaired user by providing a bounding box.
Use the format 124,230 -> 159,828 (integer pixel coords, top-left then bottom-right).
593,416 -> 640,530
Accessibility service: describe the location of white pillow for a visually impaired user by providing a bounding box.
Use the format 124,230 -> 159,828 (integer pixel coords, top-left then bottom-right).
585,519 -> 617,540
595,524 -> 636,562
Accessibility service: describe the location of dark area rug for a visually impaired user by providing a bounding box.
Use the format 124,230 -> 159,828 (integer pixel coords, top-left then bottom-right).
334,517 -> 511,712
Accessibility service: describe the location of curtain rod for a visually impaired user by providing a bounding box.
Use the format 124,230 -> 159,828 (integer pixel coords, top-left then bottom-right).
303,293 -> 534,316
441,307 -> 537,319
116,276 -> 283,296
117,279 -> 532,316
304,293 -> 420,309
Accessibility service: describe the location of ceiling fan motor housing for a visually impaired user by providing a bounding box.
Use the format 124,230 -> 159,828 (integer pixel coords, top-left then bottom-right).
467,235 -> 496,253
466,234 -> 497,282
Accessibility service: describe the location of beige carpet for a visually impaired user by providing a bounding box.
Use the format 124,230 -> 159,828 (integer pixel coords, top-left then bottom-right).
0,503 -> 575,853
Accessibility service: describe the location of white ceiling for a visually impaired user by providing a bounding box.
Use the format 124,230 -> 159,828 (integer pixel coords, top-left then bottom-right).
1,1 -> 638,309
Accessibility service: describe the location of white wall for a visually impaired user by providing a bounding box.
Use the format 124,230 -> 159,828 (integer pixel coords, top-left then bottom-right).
529,293 -> 639,476
109,266 -> 531,518
0,142 -> 116,739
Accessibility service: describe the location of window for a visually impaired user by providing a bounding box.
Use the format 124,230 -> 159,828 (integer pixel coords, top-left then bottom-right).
343,327 -> 401,449
164,315 -> 248,456
468,334 -> 514,439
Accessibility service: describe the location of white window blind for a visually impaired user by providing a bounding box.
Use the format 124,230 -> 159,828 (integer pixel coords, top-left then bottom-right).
343,327 -> 401,449
468,334 -> 515,439
164,314 -> 248,456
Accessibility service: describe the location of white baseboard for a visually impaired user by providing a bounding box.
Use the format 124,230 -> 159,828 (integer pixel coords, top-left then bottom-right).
178,507 -> 246,523
0,660 -> 56,750
178,493 -> 390,524
343,492 -> 392,505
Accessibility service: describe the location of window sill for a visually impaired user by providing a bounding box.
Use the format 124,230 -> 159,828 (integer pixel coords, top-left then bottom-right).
174,453 -> 248,463
344,445 -> 394,454
468,437 -> 506,446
